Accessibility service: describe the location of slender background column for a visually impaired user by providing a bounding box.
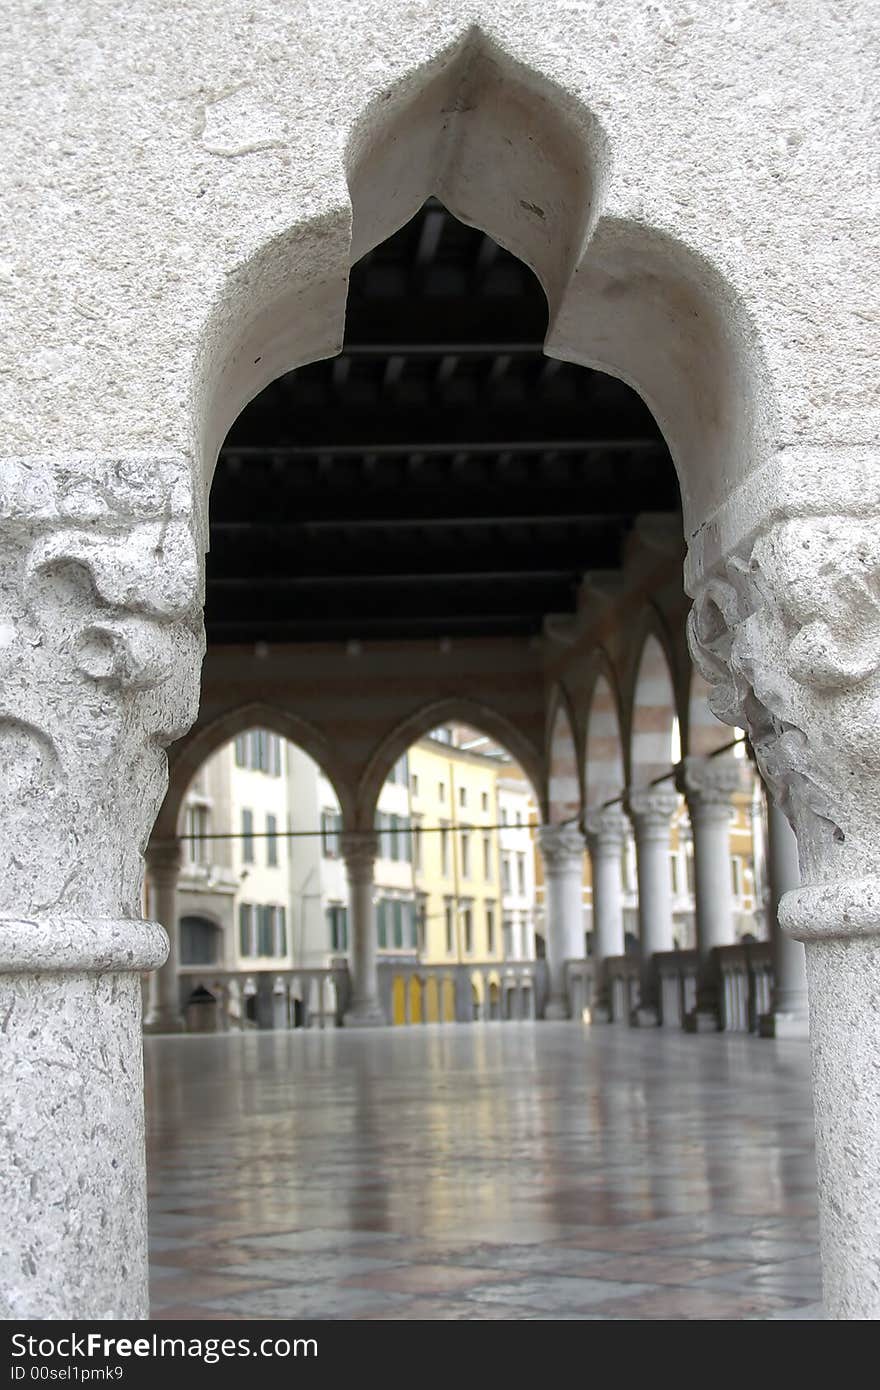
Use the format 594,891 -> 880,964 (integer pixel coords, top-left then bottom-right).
537,825 -> 586,1019
759,793 -> 808,1038
680,755 -> 741,1031
627,787 -> 677,1025
342,831 -> 385,1027
144,840 -> 184,1033
585,808 -> 626,1022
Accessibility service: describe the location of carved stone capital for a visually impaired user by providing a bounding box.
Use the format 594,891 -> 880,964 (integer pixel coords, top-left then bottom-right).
688,513 -> 880,889
537,824 -> 586,871
342,831 -> 379,882
626,786 -> 678,838
585,807 -> 628,855
678,755 -> 742,819
0,453 -> 205,924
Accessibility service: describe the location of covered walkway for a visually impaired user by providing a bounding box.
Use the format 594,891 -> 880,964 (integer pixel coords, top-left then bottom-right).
146,1025 -> 821,1320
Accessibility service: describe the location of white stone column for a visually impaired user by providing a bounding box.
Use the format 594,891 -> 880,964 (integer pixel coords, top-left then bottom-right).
627,787 -> 678,1025
537,824 -> 586,1019
342,831 -> 385,1026
0,452 -> 204,1318
585,807 -> 627,1022
759,793 -> 809,1038
679,756 -> 741,1031
688,508 -> 880,1318
144,840 -> 184,1033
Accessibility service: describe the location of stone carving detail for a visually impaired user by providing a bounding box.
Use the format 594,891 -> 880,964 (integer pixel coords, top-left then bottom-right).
0,455 -> 204,920
678,755 -> 742,814
626,786 -> 678,836
688,516 -> 880,881
341,831 -> 380,883
537,824 -> 586,869
584,806 -> 627,853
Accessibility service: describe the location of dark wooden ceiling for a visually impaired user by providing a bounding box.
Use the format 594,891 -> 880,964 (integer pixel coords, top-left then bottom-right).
208,200 -> 679,644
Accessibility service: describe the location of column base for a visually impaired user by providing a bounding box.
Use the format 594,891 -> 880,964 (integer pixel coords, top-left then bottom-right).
631,1005 -> 660,1027
343,1000 -> 386,1028
759,1010 -> 810,1040
144,1009 -> 184,1034
543,996 -> 570,1021
685,1007 -> 722,1034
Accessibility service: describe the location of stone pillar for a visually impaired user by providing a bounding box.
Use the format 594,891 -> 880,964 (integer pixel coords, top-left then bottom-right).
626,787 -> 678,1025
679,756 -> 742,1031
585,807 -> 627,1022
537,825 -> 586,1019
759,794 -> 809,1038
144,840 -> 184,1033
688,508 -> 880,1319
0,452 -> 204,1318
342,832 -> 385,1026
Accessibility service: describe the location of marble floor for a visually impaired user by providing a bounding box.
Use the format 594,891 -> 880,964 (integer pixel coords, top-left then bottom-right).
145,1023 -> 824,1320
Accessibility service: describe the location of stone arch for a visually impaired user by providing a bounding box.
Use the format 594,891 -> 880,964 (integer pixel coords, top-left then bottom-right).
155,700 -> 355,841
686,668 -> 737,759
195,26 -> 772,542
629,626 -> 679,790
356,696 -> 545,829
584,664 -> 627,811
546,687 -> 582,825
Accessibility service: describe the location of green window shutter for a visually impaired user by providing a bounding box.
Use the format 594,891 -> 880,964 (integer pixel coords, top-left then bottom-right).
377,899 -> 387,949
239,903 -> 250,956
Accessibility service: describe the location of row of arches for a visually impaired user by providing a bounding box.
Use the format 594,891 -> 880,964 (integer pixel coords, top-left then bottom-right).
158,628 -> 731,844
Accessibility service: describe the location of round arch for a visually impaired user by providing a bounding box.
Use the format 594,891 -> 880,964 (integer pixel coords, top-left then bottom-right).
628,619 -> 681,790
583,659 -> 627,811
546,686 -> 582,826
356,697 -> 545,828
155,700 -> 356,841
686,667 -> 737,759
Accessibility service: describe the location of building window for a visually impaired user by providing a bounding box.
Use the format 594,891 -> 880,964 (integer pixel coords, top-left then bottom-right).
392,899 -> 403,949
275,905 -> 287,956
321,809 -> 342,857
438,781 -> 446,802
515,810 -> 523,827
411,772 -> 419,797
463,907 -> 473,955
266,813 -> 278,866
180,916 -> 219,966
417,898 -> 427,953
516,852 -> 526,896
241,808 -> 254,864
377,899 -> 387,950
731,857 -> 742,896
327,904 -> 348,952
481,791 -> 489,813
257,905 -> 275,957
502,854 -> 512,894
440,824 -> 450,877
503,916 -> 514,959
461,830 -> 471,878
386,753 -> 409,786
483,834 -> 492,880
184,803 -> 209,866
445,901 -> 454,954
238,902 -> 254,957
501,808 -> 508,826
459,786 -> 467,809
486,906 -> 495,953
413,820 -> 423,871
235,729 -> 281,775
670,853 -> 679,894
